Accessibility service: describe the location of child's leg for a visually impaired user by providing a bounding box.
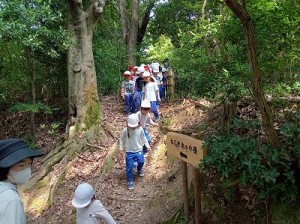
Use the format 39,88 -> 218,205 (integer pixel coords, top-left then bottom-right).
135,91 -> 142,111
125,95 -> 130,114
125,152 -> 135,185
161,86 -> 166,99
136,151 -> 145,173
150,101 -> 159,120
143,128 -> 151,154
129,94 -> 136,113
158,85 -> 163,101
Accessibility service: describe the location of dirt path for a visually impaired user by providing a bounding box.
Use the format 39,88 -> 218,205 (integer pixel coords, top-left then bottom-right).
26,95 -> 201,224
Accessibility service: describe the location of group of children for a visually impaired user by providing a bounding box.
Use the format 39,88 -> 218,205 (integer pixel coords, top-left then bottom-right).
72,98 -> 158,223
119,62 -> 170,191
71,63 -> 169,222
120,62 -> 168,123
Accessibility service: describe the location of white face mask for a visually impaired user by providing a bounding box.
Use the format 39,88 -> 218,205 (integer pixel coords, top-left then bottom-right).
7,167 -> 32,185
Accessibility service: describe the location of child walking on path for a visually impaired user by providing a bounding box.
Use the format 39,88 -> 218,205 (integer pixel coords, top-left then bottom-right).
142,71 -> 161,122
119,113 -> 150,190
136,99 -> 158,155
72,182 -> 116,224
135,66 -> 145,111
121,71 -> 136,115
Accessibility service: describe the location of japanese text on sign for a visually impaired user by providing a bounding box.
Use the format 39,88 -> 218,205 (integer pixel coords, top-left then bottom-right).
167,132 -> 205,167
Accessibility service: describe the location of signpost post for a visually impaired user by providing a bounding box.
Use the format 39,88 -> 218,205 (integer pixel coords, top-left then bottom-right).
166,132 -> 205,224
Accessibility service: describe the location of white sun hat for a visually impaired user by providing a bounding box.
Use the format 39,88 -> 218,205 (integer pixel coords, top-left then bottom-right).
127,113 -> 139,128
152,65 -> 160,73
72,183 -> 95,208
141,99 -> 151,108
142,71 -> 151,78
136,66 -> 145,74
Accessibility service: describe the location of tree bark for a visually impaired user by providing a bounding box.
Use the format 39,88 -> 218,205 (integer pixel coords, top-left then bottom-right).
25,48 -> 36,136
120,0 -> 155,65
119,0 -> 129,45
128,0 -> 139,65
137,0 -> 155,46
224,0 -> 280,147
67,0 -> 106,136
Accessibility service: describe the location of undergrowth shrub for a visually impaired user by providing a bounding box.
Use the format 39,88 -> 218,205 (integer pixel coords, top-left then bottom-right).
200,115 -> 300,213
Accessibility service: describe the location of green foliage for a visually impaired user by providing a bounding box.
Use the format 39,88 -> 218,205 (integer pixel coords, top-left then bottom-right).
47,122 -> 61,136
0,1 -> 70,102
8,102 -> 52,114
93,1 -> 127,95
201,117 -> 298,205
281,109 -> 300,165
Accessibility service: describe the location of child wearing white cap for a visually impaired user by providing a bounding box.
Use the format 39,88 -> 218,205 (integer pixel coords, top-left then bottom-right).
142,71 -> 161,122
136,99 -> 158,155
119,113 -> 150,190
134,66 -> 145,111
72,182 -> 116,224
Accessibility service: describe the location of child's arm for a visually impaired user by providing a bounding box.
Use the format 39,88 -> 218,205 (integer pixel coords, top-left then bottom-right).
121,82 -> 125,99
142,86 -> 145,100
147,116 -> 158,126
156,90 -> 161,101
119,129 -> 126,151
94,200 -> 117,224
141,128 -> 150,150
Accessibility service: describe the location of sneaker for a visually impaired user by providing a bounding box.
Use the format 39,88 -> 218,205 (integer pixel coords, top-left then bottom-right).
138,170 -> 144,177
155,117 -> 161,122
128,182 -> 134,190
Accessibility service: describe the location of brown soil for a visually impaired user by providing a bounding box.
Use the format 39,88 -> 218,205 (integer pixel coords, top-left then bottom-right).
2,96 -> 259,224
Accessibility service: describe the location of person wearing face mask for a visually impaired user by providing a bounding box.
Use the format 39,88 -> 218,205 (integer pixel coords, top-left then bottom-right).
0,139 -> 44,224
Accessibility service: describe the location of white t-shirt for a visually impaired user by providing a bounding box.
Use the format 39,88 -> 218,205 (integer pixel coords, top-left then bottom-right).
0,181 -> 26,224
136,111 -> 155,128
119,126 -> 149,152
76,199 -> 116,224
142,82 -> 158,102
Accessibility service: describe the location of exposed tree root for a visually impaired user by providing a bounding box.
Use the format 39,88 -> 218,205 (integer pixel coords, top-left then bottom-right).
21,125 -> 107,213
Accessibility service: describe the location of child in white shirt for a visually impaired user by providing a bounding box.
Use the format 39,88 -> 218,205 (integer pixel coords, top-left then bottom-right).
136,99 -> 158,155
119,113 -> 150,190
142,71 -> 161,122
72,182 -> 116,224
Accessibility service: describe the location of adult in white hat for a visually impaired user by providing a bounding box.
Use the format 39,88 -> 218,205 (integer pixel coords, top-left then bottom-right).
119,113 -> 150,190
72,182 -> 116,224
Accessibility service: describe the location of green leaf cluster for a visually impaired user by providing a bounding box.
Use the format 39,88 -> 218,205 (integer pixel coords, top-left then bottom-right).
201,114 -> 300,204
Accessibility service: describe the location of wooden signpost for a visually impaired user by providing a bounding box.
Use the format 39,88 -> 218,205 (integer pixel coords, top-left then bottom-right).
167,132 -> 205,224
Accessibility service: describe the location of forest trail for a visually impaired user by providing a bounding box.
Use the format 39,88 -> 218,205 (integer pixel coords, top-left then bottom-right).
25,95 -> 208,224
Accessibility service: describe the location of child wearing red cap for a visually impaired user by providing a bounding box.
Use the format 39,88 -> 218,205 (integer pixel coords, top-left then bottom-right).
121,71 -> 136,115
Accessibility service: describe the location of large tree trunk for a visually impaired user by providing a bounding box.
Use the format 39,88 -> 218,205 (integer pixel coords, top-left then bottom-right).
137,0 -> 155,46
127,0 -> 139,65
224,0 -> 280,147
67,0 -> 106,137
120,0 -> 155,65
22,0 -> 108,213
